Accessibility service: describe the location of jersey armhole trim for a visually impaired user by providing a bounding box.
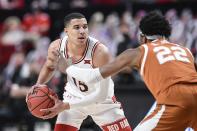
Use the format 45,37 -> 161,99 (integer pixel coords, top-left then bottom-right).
140,44 -> 148,76
91,42 -> 100,68
59,36 -> 67,58
186,48 -> 194,61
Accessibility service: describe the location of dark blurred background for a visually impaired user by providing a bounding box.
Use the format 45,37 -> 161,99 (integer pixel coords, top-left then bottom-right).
0,0 -> 196,130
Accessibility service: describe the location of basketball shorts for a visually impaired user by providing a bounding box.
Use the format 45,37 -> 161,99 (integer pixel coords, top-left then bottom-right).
134,84 -> 197,131
56,91 -> 131,130
144,102 -> 195,131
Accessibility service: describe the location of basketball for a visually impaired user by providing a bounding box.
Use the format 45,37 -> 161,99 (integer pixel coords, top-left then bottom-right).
26,85 -> 57,119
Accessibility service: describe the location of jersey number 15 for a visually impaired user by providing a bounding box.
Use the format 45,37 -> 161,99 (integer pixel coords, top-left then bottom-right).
73,77 -> 88,92
153,46 -> 191,64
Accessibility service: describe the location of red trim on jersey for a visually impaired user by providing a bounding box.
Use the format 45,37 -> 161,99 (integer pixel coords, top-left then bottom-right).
101,117 -> 132,131
65,41 -> 69,59
54,124 -> 78,131
91,42 -> 100,68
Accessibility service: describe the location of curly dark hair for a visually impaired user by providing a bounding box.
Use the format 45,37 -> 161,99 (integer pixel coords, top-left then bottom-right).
139,11 -> 171,38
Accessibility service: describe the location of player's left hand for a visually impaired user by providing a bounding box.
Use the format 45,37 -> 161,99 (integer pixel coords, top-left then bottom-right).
40,95 -> 70,119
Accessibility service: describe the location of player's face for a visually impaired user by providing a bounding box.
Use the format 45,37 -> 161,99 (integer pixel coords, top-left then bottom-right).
65,18 -> 88,46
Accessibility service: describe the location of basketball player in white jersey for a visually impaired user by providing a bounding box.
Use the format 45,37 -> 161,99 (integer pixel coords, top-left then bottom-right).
30,13 -> 132,131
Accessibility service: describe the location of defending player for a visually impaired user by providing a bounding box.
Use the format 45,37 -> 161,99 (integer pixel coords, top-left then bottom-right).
29,13 -> 132,131
66,11 -> 197,130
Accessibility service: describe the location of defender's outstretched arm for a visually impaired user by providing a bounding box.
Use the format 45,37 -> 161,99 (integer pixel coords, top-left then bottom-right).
66,47 -> 142,84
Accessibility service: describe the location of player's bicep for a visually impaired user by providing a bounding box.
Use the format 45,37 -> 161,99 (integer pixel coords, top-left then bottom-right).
120,48 -> 141,67
45,57 -> 55,69
129,47 -> 143,69
46,39 -> 61,69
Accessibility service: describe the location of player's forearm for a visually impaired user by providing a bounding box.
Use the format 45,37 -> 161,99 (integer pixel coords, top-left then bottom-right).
66,49 -> 137,84
100,52 -> 130,78
195,62 -> 197,72
66,56 -> 128,85
69,77 -> 110,108
66,66 -> 104,84
37,64 -> 55,84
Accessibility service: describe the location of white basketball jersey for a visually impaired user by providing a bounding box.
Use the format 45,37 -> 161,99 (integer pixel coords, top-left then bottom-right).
59,36 -> 114,100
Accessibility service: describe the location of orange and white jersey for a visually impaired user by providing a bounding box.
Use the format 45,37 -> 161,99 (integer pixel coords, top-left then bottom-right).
139,39 -> 197,104
59,36 -> 114,100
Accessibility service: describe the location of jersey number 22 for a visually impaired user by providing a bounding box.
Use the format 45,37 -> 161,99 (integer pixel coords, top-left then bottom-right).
153,46 -> 191,64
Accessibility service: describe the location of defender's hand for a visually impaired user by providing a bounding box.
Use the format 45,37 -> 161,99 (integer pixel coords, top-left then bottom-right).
57,53 -> 73,74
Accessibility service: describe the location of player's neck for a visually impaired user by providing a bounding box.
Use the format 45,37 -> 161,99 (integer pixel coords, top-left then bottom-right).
67,41 -> 87,57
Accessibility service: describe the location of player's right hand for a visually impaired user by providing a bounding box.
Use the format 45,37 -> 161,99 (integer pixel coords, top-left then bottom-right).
40,95 -> 70,119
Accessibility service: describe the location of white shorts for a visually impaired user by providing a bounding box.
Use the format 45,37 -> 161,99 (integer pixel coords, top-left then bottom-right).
56,91 -> 127,129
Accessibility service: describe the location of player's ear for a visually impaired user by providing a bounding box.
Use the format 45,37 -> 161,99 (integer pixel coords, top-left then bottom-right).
64,27 -> 68,33
140,33 -> 146,44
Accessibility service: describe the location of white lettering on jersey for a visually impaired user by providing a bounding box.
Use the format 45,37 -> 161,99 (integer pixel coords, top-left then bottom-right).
153,46 -> 190,64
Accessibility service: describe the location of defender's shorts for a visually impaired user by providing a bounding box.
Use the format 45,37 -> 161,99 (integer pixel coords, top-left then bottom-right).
134,84 -> 197,131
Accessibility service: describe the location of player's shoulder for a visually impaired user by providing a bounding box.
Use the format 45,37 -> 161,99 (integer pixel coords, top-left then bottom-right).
94,41 -> 109,56
92,41 -> 111,67
89,36 -> 105,48
49,38 -> 61,50
88,36 -> 110,56
89,36 -> 99,43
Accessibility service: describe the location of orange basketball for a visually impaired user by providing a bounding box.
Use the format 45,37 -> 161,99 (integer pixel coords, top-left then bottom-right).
26,85 -> 57,119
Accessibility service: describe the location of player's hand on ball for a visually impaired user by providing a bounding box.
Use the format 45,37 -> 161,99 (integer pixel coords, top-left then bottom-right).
26,84 -> 46,102
40,95 -> 70,119
26,85 -> 58,119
